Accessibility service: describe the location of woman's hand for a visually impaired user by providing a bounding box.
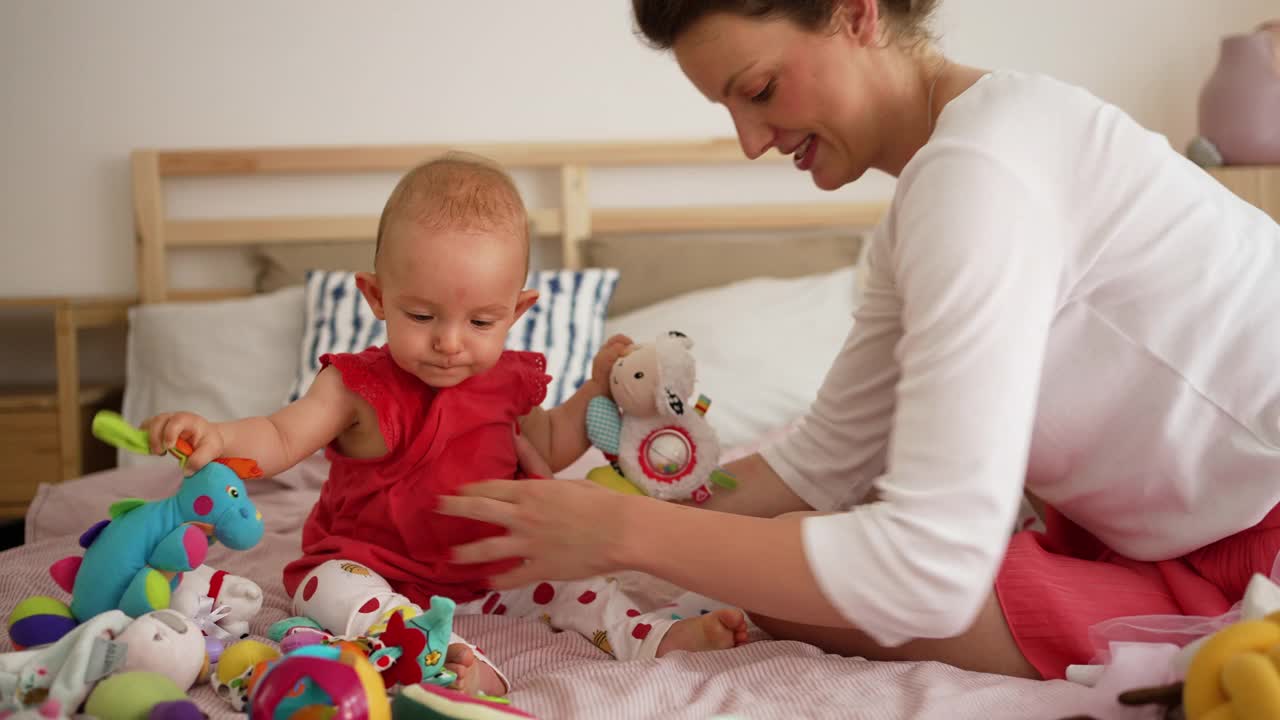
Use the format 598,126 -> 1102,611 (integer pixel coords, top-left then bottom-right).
438,475 -> 633,589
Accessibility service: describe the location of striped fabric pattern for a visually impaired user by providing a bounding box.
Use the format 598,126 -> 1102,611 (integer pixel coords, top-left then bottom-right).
287,268 -> 619,407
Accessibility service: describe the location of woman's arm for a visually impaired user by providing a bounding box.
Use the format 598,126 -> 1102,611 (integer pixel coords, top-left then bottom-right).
618,494 -> 852,624
445,148 -> 1064,644
440,474 -> 851,625
682,452 -> 816,517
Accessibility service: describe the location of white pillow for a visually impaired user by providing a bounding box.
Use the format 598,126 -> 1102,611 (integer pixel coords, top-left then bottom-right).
605,267 -> 857,448
288,268 -> 620,408
119,287 -> 305,468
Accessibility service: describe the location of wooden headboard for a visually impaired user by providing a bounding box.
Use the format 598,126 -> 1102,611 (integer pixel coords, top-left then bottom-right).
131,138 -> 887,304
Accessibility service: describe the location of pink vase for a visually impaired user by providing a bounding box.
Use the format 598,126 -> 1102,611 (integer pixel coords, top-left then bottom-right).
1199,21 -> 1280,165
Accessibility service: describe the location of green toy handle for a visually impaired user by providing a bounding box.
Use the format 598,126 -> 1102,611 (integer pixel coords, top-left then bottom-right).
91,410 -> 191,468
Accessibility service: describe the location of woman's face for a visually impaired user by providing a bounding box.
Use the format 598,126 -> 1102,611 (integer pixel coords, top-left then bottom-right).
673,8 -> 886,190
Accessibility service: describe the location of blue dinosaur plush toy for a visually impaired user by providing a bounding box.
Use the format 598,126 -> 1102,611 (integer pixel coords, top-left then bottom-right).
7,411 -> 265,649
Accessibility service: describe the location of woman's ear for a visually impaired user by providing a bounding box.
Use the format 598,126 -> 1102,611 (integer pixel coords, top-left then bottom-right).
836,0 -> 881,45
513,289 -> 540,321
355,272 -> 386,320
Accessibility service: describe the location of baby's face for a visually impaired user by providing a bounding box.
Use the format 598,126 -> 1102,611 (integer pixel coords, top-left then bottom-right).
364,224 -> 535,388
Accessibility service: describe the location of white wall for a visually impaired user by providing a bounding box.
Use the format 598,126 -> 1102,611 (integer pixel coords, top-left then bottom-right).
0,0 -> 1274,380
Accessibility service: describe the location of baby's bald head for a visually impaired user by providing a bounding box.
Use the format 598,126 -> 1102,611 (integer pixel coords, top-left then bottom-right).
375,152 -> 529,273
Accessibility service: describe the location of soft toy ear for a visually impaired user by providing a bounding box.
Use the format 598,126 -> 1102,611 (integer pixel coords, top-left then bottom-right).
653,332 -> 697,417
665,330 -> 693,349
659,387 -> 686,416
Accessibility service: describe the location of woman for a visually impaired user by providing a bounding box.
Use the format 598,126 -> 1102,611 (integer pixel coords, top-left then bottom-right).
439,0 -> 1280,680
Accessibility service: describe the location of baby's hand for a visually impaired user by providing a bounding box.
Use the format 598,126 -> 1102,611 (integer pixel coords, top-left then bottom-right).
590,334 -> 634,395
142,411 -> 225,472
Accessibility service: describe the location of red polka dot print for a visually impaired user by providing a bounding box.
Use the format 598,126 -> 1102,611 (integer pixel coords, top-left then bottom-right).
302,576 -> 318,602
533,583 -> 555,605
626,609 -> 640,617
632,623 -> 652,640
577,591 -> 597,604
482,593 -> 501,614
358,598 -> 381,614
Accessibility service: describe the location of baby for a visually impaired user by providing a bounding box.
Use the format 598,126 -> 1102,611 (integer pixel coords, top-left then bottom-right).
144,153 -> 748,696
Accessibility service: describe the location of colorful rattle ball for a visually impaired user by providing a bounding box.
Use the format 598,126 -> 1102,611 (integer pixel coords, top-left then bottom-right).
248,645 -> 389,720
7,595 -> 76,650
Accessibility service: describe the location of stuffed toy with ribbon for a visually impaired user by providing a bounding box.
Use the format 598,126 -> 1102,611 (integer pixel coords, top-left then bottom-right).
170,564 -> 263,646
585,331 -> 736,504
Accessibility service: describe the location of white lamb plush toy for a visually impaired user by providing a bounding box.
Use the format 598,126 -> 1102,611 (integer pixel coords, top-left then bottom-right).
171,564 -> 263,639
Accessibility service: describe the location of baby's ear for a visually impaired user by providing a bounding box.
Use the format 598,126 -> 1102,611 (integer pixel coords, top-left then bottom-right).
514,289 -> 540,321
355,272 -> 386,320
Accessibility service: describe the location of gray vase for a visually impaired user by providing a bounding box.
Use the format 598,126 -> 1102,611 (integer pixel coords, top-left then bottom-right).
1198,21 -> 1280,165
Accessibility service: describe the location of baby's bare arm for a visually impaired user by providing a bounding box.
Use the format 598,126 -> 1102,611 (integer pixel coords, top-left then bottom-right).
520,383 -> 606,473
220,367 -> 360,475
147,366 -> 360,476
520,334 -> 634,472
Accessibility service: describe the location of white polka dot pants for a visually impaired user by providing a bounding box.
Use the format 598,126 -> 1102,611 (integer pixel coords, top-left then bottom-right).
292,560 -> 732,669
458,578 -> 729,661
290,559 -> 508,689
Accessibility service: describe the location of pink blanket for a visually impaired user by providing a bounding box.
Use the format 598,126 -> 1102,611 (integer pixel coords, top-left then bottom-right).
2,451 -> 1150,719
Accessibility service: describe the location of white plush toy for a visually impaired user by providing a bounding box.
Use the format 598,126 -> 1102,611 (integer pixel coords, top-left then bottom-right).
170,565 -> 263,641
0,609 -> 208,717
116,609 -> 208,691
585,331 -> 736,503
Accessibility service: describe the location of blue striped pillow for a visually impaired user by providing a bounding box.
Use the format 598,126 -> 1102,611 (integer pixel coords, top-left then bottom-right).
287,268 -> 620,408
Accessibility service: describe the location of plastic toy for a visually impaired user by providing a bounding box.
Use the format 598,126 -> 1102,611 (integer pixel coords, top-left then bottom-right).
248,644 -> 389,720
211,639 -> 281,711
6,411 -> 265,649
585,331 -> 736,503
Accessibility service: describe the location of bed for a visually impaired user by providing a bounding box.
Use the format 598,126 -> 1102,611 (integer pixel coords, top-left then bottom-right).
2,140 -> 1143,719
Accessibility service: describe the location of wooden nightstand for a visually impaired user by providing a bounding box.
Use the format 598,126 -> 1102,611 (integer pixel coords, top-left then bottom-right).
0,297 -> 131,519
1208,165 -> 1280,222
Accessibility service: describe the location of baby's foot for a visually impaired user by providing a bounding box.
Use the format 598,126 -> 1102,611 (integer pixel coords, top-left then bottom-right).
445,643 -> 507,697
656,608 -> 749,657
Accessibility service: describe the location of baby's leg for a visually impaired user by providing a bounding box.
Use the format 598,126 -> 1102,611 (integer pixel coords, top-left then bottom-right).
291,559 -> 420,637
462,579 -> 748,661
291,560 -> 508,695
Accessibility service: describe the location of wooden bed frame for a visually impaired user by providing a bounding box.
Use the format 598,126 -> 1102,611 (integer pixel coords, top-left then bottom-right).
131,138 -> 887,303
